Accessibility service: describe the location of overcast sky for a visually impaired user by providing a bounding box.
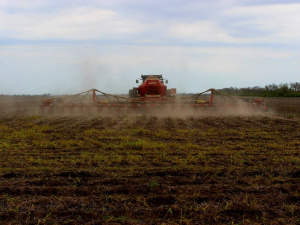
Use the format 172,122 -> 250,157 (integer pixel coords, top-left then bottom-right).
1,0 -> 300,94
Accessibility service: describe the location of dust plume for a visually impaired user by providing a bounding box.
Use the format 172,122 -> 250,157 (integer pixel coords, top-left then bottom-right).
1,93 -> 285,120
0,95 -> 42,116
34,92 -> 269,119
79,61 -> 96,91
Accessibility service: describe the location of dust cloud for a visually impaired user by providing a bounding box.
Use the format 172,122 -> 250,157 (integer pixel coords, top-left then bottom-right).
0,94 -> 269,119
79,61 -> 96,92
0,95 -> 42,116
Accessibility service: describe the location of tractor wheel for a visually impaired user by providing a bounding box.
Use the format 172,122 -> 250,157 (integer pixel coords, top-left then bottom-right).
129,89 -> 138,98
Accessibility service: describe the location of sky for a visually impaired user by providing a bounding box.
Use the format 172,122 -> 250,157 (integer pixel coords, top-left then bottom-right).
0,0 -> 300,95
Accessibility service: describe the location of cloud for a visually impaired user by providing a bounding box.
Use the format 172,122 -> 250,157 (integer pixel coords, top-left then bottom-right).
224,4 -> 300,43
0,7 -> 146,40
164,3 -> 300,45
0,0 -> 47,9
2,1 -> 300,45
167,21 -> 239,43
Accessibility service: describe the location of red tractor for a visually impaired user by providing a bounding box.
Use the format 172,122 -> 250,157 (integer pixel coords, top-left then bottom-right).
129,74 -> 176,98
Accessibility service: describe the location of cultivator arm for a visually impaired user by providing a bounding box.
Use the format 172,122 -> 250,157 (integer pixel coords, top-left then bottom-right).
39,88 -> 267,115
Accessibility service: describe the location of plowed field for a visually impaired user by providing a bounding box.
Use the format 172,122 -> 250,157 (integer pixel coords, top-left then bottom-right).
0,97 -> 299,224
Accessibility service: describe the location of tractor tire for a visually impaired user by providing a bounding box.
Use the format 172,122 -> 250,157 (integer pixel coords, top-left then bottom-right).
129,89 -> 138,98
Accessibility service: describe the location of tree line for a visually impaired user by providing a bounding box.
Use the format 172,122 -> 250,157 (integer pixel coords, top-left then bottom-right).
218,82 -> 300,97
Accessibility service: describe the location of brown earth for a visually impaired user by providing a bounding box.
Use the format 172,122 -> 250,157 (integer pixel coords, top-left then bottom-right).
0,96 -> 299,224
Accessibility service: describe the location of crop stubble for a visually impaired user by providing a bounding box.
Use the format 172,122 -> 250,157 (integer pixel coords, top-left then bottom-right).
0,97 -> 299,224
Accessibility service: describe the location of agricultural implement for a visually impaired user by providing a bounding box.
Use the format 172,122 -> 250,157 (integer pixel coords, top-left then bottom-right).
39,74 -> 267,115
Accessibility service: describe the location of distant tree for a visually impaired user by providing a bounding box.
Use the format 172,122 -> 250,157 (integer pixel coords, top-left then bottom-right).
290,82 -> 300,92
218,81 -> 300,97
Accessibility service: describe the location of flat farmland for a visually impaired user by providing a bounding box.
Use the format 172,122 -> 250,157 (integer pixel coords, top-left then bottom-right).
0,97 -> 299,224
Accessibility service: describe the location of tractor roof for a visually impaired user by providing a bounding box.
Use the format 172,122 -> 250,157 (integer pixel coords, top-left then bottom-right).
141,74 -> 163,79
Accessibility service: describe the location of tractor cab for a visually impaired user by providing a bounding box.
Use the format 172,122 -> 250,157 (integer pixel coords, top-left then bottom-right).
136,74 -> 168,84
